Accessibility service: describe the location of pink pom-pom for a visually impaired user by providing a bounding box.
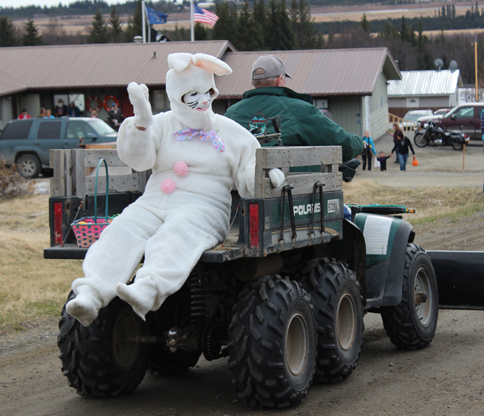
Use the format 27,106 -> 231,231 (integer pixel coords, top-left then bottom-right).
161,179 -> 176,194
174,161 -> 189,177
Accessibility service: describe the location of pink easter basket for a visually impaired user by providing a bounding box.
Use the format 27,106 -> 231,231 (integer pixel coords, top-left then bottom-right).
71,217 -> 111,248
71,159 -> 112,248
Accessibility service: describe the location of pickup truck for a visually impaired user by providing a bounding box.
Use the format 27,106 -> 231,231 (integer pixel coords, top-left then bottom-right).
417,102 -> 484,140
44,146 -> 481,409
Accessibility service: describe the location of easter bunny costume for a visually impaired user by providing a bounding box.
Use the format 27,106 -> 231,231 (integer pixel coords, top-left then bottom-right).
66,53 -> 284,326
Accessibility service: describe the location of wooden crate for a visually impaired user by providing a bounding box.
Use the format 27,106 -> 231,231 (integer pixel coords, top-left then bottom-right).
254,146 -> 343,198
50,149 -> 150,200
50,146 -> 342,200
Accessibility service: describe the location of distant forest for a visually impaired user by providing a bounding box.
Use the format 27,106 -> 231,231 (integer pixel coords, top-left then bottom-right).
0,0 -> 418,19
316,2 -> 484,34
0,0 -> 178,18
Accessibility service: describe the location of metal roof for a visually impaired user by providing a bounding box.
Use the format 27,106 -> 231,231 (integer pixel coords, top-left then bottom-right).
0,43 -> 400,99
387,69 -> 464,97
0,41 -> 235,94
0,70 -> 27,96
217,48 -> 401,98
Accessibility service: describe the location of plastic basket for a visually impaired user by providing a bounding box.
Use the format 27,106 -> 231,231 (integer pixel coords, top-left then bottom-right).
71,159 -> 111,248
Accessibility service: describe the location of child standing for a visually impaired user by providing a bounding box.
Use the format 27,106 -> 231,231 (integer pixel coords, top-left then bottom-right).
376,151 -> 391,171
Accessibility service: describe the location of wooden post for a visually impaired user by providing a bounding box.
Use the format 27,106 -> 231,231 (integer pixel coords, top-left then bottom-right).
463,143 -> 466,171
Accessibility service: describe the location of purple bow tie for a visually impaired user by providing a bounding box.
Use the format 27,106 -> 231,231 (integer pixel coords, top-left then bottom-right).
173,129 -> 225,153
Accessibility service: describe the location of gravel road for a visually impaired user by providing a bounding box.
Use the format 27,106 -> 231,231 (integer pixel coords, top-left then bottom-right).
2,309 -> 483,416
1,132 -> 483,416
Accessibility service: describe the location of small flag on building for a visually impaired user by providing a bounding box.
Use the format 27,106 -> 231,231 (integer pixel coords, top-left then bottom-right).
194,4 -> 219,27
145,6 -> 169,25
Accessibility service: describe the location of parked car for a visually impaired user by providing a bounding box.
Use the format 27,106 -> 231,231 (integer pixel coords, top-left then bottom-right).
416,108 -> 451,125
0,117 -> 117,178
402,109 -> 433,130
416,103 -> 484,140
433,108 -> 451,116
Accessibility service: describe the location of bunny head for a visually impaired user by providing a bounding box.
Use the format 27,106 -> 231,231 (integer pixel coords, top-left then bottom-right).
166,53 -> 232,130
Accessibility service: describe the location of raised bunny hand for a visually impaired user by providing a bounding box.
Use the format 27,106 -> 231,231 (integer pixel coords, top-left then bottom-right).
127,82 -> 153,129
269,168 -> 285,188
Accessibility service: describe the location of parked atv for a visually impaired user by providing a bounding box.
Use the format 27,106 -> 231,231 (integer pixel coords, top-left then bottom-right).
48,146 -> 439,408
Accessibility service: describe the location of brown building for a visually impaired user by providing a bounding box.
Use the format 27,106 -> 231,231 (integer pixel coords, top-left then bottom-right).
0,42 -> 400,138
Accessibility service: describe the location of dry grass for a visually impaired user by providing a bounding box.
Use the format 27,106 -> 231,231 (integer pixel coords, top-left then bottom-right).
0,194 -> 82,335
344,180 -> 484,225
1,183 -> 482,335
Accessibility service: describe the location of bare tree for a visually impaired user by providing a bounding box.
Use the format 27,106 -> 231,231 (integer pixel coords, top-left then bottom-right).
43,18 -> 68,45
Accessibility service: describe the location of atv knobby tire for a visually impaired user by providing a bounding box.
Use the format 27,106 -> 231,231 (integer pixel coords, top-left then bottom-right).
381,244 -> 439,350
304,258 -> 363,383
228,276 -> 317,409
58,292 -> 148,397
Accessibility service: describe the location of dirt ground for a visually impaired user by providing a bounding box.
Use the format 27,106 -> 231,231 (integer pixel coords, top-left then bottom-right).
1,132 -> 484,416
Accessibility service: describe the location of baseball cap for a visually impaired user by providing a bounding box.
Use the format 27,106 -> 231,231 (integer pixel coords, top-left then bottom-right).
252,55 -> 293,80
112,102 -> 117,106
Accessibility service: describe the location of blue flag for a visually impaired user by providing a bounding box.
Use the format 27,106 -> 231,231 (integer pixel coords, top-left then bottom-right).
145,6 -> 168,25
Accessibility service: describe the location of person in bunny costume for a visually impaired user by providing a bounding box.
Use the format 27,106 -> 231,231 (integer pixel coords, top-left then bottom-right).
66,53 -> 284,327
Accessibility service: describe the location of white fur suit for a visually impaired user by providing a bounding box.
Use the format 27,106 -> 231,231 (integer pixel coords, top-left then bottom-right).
66,53 -> 284,326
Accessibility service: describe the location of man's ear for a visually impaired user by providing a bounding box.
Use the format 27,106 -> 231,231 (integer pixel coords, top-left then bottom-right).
275,74 -> 286,87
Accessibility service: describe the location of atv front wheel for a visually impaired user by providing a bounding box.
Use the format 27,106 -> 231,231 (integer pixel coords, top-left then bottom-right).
304,258 -> 363,383
414,133 -> 429,148
58,292 -> 148,397
228,276 -> 317,408
381,244 -> 439,349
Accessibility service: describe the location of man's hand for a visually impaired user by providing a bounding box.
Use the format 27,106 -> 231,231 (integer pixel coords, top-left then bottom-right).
127,82 -> 153,130
269,168 -> 285,188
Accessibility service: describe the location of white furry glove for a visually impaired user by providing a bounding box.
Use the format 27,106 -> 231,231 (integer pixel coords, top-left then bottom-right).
127,82 -> 153,129
269,168 -> 285,188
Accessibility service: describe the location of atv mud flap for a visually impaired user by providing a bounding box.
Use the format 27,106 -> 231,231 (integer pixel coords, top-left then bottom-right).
427,251 -> 484,310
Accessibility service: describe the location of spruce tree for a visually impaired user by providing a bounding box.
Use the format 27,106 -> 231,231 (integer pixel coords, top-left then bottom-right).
212,2 -> 235,44
236,1 -> 253,51
266,0 -> 295,51
289,0 -> 320,49
123,17 -> 136,42
252,0 -> 267,50
110,6 -> 123,43
88,8 -> 109,44
361,13 -> 370,32
194,23 -> 208,41
21,18 -> 43,46
133,0 -> 143,40
416,19 -> 433,70
235,1 -> 265,51
0,16 -> 17,47
400,16 -> 407,42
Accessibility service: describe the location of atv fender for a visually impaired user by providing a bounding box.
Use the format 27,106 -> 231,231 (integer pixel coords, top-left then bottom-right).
353,214 -> 414,308
323,219 -> 367,305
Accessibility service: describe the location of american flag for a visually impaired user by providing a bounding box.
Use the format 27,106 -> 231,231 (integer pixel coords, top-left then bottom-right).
194,4 -> 219,27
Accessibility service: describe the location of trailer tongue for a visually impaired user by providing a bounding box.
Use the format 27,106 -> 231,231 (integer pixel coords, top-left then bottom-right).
428,251 -> 484,310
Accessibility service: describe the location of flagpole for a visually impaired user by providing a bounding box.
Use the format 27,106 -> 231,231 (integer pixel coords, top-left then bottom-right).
190,0 -> 194,42
142,0 -> 146,43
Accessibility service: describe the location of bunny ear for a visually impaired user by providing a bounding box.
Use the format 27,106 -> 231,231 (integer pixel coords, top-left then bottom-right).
168,53 -> 194,72
192,53 -> 232,76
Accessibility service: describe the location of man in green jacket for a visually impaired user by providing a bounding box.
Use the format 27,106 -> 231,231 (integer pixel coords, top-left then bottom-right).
225,55 -> 364,165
